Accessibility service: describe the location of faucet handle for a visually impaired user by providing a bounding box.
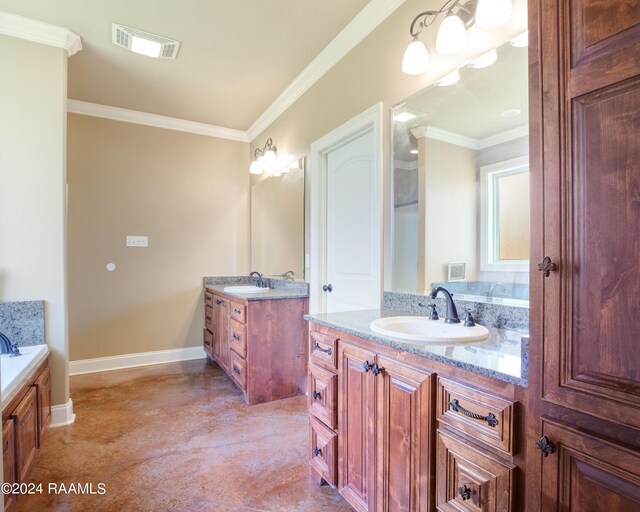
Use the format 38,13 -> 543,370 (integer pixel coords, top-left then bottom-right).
464,308 -> 477,327
419,302 -> 439,320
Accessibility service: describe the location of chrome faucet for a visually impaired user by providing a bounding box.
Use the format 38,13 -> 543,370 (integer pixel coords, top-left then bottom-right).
0,331 -> 21,357
281,270 -> 295,280
430,287 -> 460,324
249,271 -> 267,288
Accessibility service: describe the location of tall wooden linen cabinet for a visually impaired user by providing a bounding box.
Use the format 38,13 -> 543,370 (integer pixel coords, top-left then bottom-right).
527,0 -> 640,510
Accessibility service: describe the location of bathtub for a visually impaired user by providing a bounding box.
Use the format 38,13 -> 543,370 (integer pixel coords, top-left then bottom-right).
1,344 -> 49,409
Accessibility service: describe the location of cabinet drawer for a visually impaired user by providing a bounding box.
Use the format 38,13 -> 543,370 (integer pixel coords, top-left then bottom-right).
310,416 -> 337,487
229,302 -> 246,324
229,320 -> 247,358
230,351 -> 247,391
205,291 -> 214,307
205,305 -> 214,331
308,363 -> 337,430
437,377 -> 515,455
310,330 -> 338,370
203,329 -> 213,357
436,428 -> 515,512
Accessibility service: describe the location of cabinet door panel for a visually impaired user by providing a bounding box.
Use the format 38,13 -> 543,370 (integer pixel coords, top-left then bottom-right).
375,356 -> 434,512
338,342 -> 376,512
3,420 -> 17,512
540,420 -> 640,511
213,297 -> 229,371
12,387 -> 39,483
436,428 -> 515,512
35,365 -> 52,443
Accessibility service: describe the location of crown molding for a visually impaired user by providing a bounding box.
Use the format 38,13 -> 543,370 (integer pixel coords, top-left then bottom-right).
477,124 -> 529,149
67,100 -> 249,143
246,0 -> 407,142
0,11 -> 82,55
411,124 -> 529,150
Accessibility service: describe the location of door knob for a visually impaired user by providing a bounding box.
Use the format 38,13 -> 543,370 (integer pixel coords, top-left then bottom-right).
322,284 -> 333,293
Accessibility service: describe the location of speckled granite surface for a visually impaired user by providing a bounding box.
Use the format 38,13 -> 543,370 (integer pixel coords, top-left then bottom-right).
305,309 -> 528,387
384,291 -> 529,332
0,300 -> 45,346
204,276 -> 309,301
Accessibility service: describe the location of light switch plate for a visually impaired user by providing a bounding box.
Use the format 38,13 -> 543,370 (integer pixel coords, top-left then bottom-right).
126,235 -> 148,247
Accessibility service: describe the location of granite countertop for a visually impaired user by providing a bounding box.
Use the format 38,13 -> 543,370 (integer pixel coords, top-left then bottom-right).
305,309 -> 528,387
205,284 -> 309,301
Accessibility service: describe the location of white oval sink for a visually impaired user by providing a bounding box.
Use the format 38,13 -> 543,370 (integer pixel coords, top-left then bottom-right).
223,285 -> 269,294
369,316 -> 490,343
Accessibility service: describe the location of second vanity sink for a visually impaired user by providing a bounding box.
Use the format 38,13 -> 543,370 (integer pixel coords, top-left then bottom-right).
370,316 -> 490,343
223,285 -> 270,294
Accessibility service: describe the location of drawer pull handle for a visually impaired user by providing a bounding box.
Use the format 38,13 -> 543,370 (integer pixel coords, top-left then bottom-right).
216,299 -> 222,305
233,367 -> 241,375
537,256 -> 558,277
233,334 -> 241,341
536,436 -> 555,457
363,360 -> 372,372
312,390 -> 320,400
234,308 -> 241,314
314,342 -> 332,355
372,364 -> 383,376
458,485 -> 472,501
449,399 -> 498,427
313,447 -> 321,457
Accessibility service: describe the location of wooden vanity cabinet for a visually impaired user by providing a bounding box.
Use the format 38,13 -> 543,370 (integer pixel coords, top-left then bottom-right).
2,359 -> 52,511
204,288 -> 308,405
309,322 -> 521,512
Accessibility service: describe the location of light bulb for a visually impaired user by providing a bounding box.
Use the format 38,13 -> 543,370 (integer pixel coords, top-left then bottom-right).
263,149 -> 277,168
475,0 -> 513,29
436,14 -> 467,55
249,160 -> 262,175
402,37 -> 430,75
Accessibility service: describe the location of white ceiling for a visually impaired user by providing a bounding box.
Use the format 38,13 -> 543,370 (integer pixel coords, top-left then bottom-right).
0,0 -> 370,131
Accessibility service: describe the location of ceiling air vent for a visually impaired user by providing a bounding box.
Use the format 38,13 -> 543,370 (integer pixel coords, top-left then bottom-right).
111,23 -> 181,59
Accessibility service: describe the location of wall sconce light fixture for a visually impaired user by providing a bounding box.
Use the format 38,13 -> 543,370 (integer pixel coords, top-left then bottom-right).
402,0 -> 512,76
250,138 -> 278,175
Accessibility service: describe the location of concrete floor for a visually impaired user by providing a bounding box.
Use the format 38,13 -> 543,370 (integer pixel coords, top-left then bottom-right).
17,359 -> 352,511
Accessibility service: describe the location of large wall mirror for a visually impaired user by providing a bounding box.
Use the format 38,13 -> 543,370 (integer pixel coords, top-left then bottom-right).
251,157 -> 305,280
390,38 -> 529,306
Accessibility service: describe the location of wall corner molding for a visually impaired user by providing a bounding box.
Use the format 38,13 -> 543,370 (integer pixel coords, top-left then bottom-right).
67,100 -> 250,142
246,0 -> 407,141
69,346 -> 207,376
0,11 -> 82,55
50,399 -> 76,428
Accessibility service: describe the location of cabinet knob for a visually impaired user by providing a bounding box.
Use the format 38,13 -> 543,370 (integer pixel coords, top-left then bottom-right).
233,334 -> 241,341
312,390 -> 320,400
363,360 -> 372,372
372,364 -> 383,376
233,367 -> 241,375
313,447 -> 321,457
458,485 -> 472,501
536,436 -> 556,457
537,256 -> 558,277
322,284 -> 333,293
216,299 -> 222,305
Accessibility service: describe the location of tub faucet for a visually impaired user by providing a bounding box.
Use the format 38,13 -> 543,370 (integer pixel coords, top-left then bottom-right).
249,271 -> 267,288
0,331 -> 21,357
430,287 -> 460,324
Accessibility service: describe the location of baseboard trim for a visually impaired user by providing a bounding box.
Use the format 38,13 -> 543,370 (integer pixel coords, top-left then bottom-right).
69,346 -> 207,376
50,399 -> 76,428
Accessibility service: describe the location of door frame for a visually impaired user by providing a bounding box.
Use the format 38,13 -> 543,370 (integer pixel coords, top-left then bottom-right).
309,103 -> 383,313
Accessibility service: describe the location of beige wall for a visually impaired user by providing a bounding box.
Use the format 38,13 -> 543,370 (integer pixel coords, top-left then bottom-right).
0,36 -> 70,406
67,115 -> 249,360
248,0 -> 528,288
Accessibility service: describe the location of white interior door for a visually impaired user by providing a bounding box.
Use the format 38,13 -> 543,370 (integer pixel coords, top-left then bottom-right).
324,130 -> 380,312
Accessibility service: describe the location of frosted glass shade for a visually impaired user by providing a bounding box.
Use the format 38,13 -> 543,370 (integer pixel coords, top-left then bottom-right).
263,149 -> 278,168
249,160 -> 262,174
436,15 -> 467,55
475,0 -> 513,29
402,38 -> 430,75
